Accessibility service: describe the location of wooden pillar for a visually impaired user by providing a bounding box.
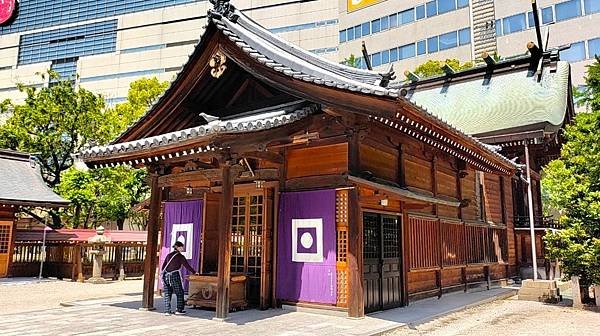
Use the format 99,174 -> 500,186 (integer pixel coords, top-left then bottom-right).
141,171 -> 161,310
401,210 -> 410,306
271,185 -> 280,308
348,130 -> 360,175
215,163 -> 234,320
76,245 -> 84,282
347,188 -> 364,318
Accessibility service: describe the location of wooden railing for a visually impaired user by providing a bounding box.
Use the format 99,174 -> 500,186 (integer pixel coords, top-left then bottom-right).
10,242 -> 146,280
514,216 -> 560,229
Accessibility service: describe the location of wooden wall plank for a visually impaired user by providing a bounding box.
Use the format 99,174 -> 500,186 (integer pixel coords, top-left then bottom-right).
286,143 -> 348,179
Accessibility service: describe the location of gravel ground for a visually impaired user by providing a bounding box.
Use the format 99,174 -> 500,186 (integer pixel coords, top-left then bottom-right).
386,298 -> 600,336
0,278 -> 143,314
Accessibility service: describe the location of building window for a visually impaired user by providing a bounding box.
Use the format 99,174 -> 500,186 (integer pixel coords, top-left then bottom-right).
428,36 -> 439,53
426,1 -> 438,17
458,28 -> 471,46
527,11 -> 535,28
347,27 -> 355,40
372,19 -> 381,34
390,47 -> 399,62
381,49 -> 390,64
457,0 -> 469,8
380,15 -> 390,31
362,22 -> 371,35
559,41 -> 586,62
416,5 -> 426,20
354,24 -> 362,39
0,0 -> 198,35
438,0 -> 456,14
417,40 -> 427,55
399,43 -> 416,60
495,19 -> 503,36
389,13 -> 398,28
555,0 -> 582,22
584,0 -> 600,14
399,8 -> 415,25
588,38 -> 600,59
502,13 -> 526,34
439,31 -> 458,50
18,20 -> 117,65
372,52 -> 382,67
339,30 -> 347,43
542,7 -> 554,24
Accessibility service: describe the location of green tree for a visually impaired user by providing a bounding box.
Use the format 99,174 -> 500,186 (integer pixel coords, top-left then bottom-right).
543,58 -> 600,288
343,54 -> 360,68
106,77 -> 169,137
55,167 -> 98,229
412,59 -> 474,79
0,71 -> 112,187
55,77 -> 166,229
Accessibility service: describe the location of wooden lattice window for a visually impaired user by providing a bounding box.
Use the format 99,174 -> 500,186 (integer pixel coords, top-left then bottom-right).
247,195 -> 263,279
441,220 -> 465,267
231,196 -> 246,273
382,216 -> 400,259
465,225 -> 487,264
335,189 -> 349,307
408,216 -> 439,270
0,224 -> 10,253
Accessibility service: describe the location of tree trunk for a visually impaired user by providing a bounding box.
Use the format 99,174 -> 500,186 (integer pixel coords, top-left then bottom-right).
116,218 -> 125,230
73,205 -> 81,229
50,211 -> 62,228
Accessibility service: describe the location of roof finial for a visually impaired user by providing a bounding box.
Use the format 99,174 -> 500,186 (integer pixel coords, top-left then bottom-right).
208,0 -> 237,22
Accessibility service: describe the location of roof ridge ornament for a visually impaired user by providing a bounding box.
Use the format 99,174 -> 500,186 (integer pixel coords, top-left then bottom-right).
208,0 -> 238,22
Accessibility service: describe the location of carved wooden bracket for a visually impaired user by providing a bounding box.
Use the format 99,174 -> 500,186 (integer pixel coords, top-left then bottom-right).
209,50 -> 227,78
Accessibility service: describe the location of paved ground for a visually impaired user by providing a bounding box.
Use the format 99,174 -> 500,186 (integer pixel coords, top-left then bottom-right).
0,279 -> 597,335
0,277 -> 142,314
386,299 -> 600,336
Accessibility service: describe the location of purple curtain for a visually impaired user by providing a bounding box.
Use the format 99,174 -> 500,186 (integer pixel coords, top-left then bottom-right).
158,200 -> 203,291
276,189 -> 337,304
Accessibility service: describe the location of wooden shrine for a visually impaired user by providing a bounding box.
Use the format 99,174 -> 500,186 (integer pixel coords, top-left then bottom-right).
80,0 -> 521,318
0,149 -> 69,278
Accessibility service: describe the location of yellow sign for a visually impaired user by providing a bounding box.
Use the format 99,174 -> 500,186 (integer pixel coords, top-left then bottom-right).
347,0 -> 385,12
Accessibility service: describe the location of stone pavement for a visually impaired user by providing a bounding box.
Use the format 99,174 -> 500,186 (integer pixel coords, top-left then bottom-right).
0,287 -> 516,336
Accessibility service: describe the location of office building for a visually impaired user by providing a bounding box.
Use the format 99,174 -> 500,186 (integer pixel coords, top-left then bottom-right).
0,0 -> 596,106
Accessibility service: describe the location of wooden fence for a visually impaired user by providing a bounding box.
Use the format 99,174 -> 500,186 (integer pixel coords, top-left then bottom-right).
407,215 -> 509,299
10,242 -> 146,280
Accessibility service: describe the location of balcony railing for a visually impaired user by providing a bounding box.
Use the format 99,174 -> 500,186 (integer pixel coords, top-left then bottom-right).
514,215 -> 560,229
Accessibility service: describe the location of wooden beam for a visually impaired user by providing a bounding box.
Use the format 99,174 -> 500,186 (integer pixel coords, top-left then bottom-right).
284,174 -> 350,191
215,163 -> 234,319
242,151 -> 284,164
141,171 -> 161,310
347,188 -> 364,318
158,169 -> 220,187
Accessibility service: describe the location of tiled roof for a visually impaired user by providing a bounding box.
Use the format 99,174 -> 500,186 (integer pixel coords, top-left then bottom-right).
0,150 -> 69,207
82,1 -> 518,174
401,61 -> 570,137
81,101 -> 317,161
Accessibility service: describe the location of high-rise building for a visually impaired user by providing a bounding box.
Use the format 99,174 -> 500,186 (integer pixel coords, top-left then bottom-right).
0,0 -> 596,106
0,0 -> 339,104
338,0 -> 598,88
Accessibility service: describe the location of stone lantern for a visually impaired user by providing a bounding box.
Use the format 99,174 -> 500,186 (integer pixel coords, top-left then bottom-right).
87,225 -> 111,284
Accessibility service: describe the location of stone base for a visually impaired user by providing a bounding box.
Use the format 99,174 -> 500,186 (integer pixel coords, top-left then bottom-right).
87,277 -> 108,284
518,279 -> 561,303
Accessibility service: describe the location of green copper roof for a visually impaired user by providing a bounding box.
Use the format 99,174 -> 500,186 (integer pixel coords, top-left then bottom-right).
407,61 -> 570,137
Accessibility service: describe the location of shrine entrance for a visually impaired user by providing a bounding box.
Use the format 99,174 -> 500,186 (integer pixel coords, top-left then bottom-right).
0,220 -> 13,277
363,212 -> 404,313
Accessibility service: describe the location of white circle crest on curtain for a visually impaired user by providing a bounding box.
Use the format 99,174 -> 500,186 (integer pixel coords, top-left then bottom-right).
300,232 -> 314,249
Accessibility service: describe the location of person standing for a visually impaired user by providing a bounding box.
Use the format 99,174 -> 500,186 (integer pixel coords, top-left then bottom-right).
161,241 -> 198,315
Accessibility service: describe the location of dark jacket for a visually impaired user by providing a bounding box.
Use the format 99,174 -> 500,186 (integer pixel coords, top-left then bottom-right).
161,251 -> 196,273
